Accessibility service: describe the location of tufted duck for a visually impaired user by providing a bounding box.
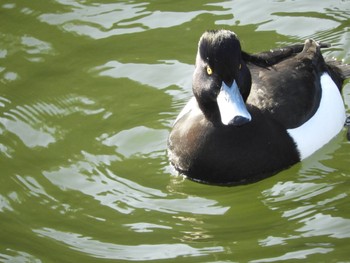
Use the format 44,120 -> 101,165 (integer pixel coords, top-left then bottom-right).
168,30 -> 350,185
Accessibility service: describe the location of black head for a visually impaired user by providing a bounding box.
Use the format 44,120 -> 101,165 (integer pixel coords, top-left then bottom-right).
192,30 -> 252,126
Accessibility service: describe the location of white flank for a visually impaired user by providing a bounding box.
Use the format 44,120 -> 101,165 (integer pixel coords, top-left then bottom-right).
287,73 -> 346,160
217,81 -> 251,125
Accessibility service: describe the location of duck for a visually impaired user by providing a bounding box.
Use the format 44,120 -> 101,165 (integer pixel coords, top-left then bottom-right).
167,29 -> 350,185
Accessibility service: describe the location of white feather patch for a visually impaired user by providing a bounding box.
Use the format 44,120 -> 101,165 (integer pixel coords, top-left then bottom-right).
287,73 -> 345,160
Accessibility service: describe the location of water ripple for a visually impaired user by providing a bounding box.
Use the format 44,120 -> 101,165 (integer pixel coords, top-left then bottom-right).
14,175 -> 58,204
38,1 -> 232,39
43,165 -> 229,215
0,194 -> 13,213
0,31 -> 56,83
0,249 -> 42,263
123,222 -> 172,233
100,126 -> 168,158
38,1 -> 149,39
0,94 -> 106,154
212,0 -> 349,38
34,227 -> 224,261
93,60 -> 193,98
250,247 -> 333,263
297,212 -> 350,238
1,0 -> 350,262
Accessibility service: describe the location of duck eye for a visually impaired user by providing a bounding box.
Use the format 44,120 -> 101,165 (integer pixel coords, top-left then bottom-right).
206,66 -> 213,75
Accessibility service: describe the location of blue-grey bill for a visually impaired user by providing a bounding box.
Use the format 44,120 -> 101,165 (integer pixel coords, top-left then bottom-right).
217,80 -> 251,126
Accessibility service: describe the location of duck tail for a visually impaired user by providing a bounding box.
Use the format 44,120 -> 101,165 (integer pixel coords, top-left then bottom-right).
325,58 -> 350,90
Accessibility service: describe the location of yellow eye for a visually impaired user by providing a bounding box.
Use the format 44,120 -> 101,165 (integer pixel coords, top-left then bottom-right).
206,66 -> 213,75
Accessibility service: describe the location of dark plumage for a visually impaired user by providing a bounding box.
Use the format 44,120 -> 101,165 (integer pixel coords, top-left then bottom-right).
168,30 -> 350,185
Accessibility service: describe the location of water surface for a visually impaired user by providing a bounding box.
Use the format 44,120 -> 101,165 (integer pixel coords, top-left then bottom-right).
1,0 -> 350,262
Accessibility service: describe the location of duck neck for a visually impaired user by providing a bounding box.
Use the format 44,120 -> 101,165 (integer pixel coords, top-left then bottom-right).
195,97 -> 222,126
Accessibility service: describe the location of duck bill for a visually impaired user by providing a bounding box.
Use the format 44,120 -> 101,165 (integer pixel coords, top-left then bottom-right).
217,80 -> 252,126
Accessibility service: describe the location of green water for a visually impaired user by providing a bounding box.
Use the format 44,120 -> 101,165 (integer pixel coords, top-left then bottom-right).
1,0 -> 350,262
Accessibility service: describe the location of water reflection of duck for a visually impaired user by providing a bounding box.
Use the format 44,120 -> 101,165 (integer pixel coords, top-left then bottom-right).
168,30 -> 350,185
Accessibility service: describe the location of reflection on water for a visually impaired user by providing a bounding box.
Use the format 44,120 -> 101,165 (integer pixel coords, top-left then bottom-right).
39,1 -> 148,38
0,95 -> 105,155
21,35 -> 56,62
257,147 -> 350,260
298,212 -> 350,238
1,0 -> 350,262
38,0 -> 236,39
0,31 -> 56,83
44,165 -> 229,215
250,247 -> 333,263
101,126 -> 168,158
263,178 -> 350,238
123,222 -> 172,233
34,227 -> 224,261
94,60 -> 193,97
214,0 -> 346,35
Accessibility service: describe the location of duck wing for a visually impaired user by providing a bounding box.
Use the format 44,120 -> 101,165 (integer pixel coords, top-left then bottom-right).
246,39 -> 327,129
242,42 -> 330,68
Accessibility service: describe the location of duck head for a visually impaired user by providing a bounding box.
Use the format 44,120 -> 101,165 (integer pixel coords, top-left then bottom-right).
192,30 -> 252,126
